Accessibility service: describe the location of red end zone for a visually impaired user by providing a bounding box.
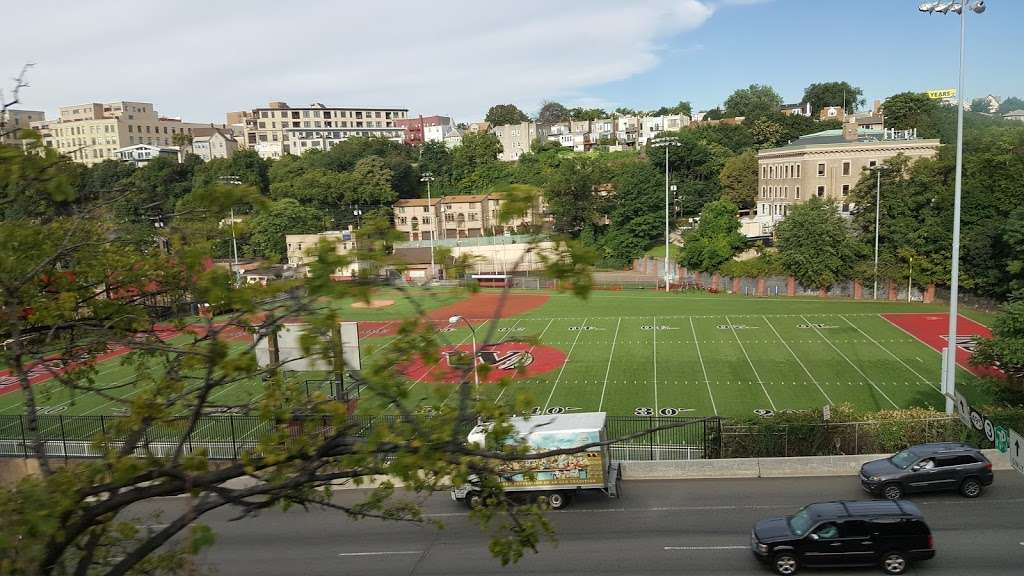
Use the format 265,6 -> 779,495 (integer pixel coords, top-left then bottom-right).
882,313 -> 1002,378
401,342 -> 565,384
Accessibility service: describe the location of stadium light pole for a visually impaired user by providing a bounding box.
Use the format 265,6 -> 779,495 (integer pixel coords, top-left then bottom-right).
650,137 -> 682,292
449,315 -> 480,395
918,0 -> 987,414
421,172 -> 437,281
867,165 -> 888,300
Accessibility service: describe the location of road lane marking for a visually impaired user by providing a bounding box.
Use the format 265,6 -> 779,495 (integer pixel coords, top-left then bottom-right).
337,551 -> 422,557
664,545 -> 748,551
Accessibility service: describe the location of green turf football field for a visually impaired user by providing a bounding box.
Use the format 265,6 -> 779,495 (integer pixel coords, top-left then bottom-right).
0,290 -> 993,420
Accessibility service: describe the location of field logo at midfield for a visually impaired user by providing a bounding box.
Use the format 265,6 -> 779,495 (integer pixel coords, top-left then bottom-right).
478,349 -> 535,370
405,342 -> 565,384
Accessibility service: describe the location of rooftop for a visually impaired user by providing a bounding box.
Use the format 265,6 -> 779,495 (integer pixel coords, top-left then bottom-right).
394,198 -> 442,207
441,194 -> 489,203
765,128 -> 939,152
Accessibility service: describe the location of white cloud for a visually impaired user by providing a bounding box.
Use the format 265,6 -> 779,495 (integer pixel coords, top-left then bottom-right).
1,0 -> 716,123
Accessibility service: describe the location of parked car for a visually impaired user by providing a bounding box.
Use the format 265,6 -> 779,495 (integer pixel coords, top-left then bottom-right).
751,500 -> 935,575
860,442 -> 993,500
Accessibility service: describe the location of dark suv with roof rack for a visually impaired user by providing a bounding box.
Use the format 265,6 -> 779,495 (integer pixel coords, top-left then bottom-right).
860,442 -> 993,500
751,500 -> 934,575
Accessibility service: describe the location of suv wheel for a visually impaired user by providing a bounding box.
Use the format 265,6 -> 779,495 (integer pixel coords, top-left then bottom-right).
960,477 -> 982,498
773,552 -> 799,575
882,483 -> 904,500
881,551 -> 909,575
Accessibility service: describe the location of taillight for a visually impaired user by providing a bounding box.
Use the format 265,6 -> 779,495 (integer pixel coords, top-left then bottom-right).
928,535 -> 934,549
985,462 -> 992,471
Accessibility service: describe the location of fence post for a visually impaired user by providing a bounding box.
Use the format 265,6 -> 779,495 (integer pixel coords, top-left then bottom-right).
230,414 -> 238,460
649,415 -> 654,460
59,415 -> 68,461
784,425 -> 789,457
855,423 -> 859,454
100,415 -> 106,439
19,416 -> 27,458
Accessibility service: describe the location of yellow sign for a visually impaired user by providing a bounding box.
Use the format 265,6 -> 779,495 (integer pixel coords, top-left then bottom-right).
927,89 -> 956,99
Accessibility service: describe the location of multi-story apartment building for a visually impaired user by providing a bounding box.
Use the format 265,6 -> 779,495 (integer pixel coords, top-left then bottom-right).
191,127 -> 238,161
285,227 -> 360,278
395,115 -> 453,146
243,101 -> 407,159
393,197 -> 442,241
393,193 -> 544,241
116,144 -> 181,167
0,108 -> 45,144
35,101 -> 217,165
492,121 -> 547,161
637,113 -> 689,146
754,121 -> 940,232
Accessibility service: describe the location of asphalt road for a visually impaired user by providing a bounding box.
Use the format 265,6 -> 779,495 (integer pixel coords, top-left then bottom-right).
134,472 -> 1024,575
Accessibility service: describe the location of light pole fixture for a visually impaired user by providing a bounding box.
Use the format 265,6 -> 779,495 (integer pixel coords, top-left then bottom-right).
650,136 -> 682,293
353,206 -> 363,228
868,165 -> 889,300
918,0 -> 987,414
449,315 -> 480,395
421,172 -> 437,281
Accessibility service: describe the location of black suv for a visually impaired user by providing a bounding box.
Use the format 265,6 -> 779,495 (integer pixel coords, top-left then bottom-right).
860,442 -> 993,500
751,500 -> 934,575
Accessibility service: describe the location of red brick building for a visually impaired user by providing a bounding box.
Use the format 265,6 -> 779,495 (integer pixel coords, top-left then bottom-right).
395,115 -> 451,146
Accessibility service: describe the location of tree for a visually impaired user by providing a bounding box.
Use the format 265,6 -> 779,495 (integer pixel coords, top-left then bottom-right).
998,96 -> 1024,115
723,84 -> 783,120
719,150 -> 758,208
650,131 -> 732,215
568,107 -> 607,121
193,149 -> 270,194
703,108 -> 725,121
802,81 -> 865,114
970,97 -> 991,113
544,158 -> 597,235
650,100 -> 693,118
775,197 -> 863,289
882,92 -> 938,130
247,198 -> 328,259
419,141 -> 453,183
484,104 -> 530,126
678,199 -> 746,272
602,161 -> 664,265
345,155 -> 397,206
972,301 -> 1024,391
537,101 -> 570,124
750,117 -> 785,148
269,168 -> 348,215
451,131 -> 504,187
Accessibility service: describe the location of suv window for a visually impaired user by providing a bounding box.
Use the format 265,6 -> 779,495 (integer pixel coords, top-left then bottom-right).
812,523 -> 839,540
840,520 -> 870,539
940,454 -> 979,466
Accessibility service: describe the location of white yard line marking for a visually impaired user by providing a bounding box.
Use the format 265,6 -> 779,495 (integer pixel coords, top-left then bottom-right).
542,317 -> 588,412
494,319 -> 554,404
337,551 -> 422,557
762,316 -> 832,405
652,315 -> 658,413
841,315 -> 940,393
799,315 -> 898,409
689,317 -> 716,415
597,317 -> 622,412
725,315 -> 775,411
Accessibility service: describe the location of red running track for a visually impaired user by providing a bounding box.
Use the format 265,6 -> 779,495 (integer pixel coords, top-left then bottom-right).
882,313 -> 1002,379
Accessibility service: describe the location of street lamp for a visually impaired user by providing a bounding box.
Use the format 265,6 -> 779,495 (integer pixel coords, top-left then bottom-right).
448,315 -> 479,395
421,172 -> 437,281
219,175 -> 243,283
918,0 -> 986,414
353,206 -> 363,228
650,137 -> 682,293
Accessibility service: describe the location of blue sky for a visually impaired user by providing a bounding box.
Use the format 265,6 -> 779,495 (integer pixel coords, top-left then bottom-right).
594,0 -> 1024,114
3,0 -> 1021,123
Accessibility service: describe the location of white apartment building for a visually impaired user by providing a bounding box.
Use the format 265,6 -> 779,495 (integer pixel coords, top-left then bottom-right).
116,144 -> 181,167
191,127 -> 238,161
35,101 -> 219,165
492,121 -> 548,161
637,113 -> 689,146
245,101 -> 407,158
285,227 -> 360,278
0,108 -> 45,144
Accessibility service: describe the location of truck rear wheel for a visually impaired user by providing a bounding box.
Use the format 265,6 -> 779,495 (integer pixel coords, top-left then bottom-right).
540,491 -> 567,510
466,493 -> 483,509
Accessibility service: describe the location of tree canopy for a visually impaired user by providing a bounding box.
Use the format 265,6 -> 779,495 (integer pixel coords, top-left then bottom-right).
678,199 -> 746,272
485,103 -> 530,126
719,150 -> 758,209
802,81 -> 865,114
723,84 -> 783,120
537,101 -> 570,124
775,197 -> 863,289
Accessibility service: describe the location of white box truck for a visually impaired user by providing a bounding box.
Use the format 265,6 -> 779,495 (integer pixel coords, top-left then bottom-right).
451,412 -> 621,510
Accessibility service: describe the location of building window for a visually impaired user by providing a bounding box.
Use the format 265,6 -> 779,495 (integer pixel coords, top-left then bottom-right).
842,184 -> 850,196
817,185 -> 825,197
796,164 -> 801,178
817,162 -> 825,176
842,203 -> 850,213
868,160 -> 877,168
842,161 -> 851,176
784,186 -> 788,198
761,186 -> 766,198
